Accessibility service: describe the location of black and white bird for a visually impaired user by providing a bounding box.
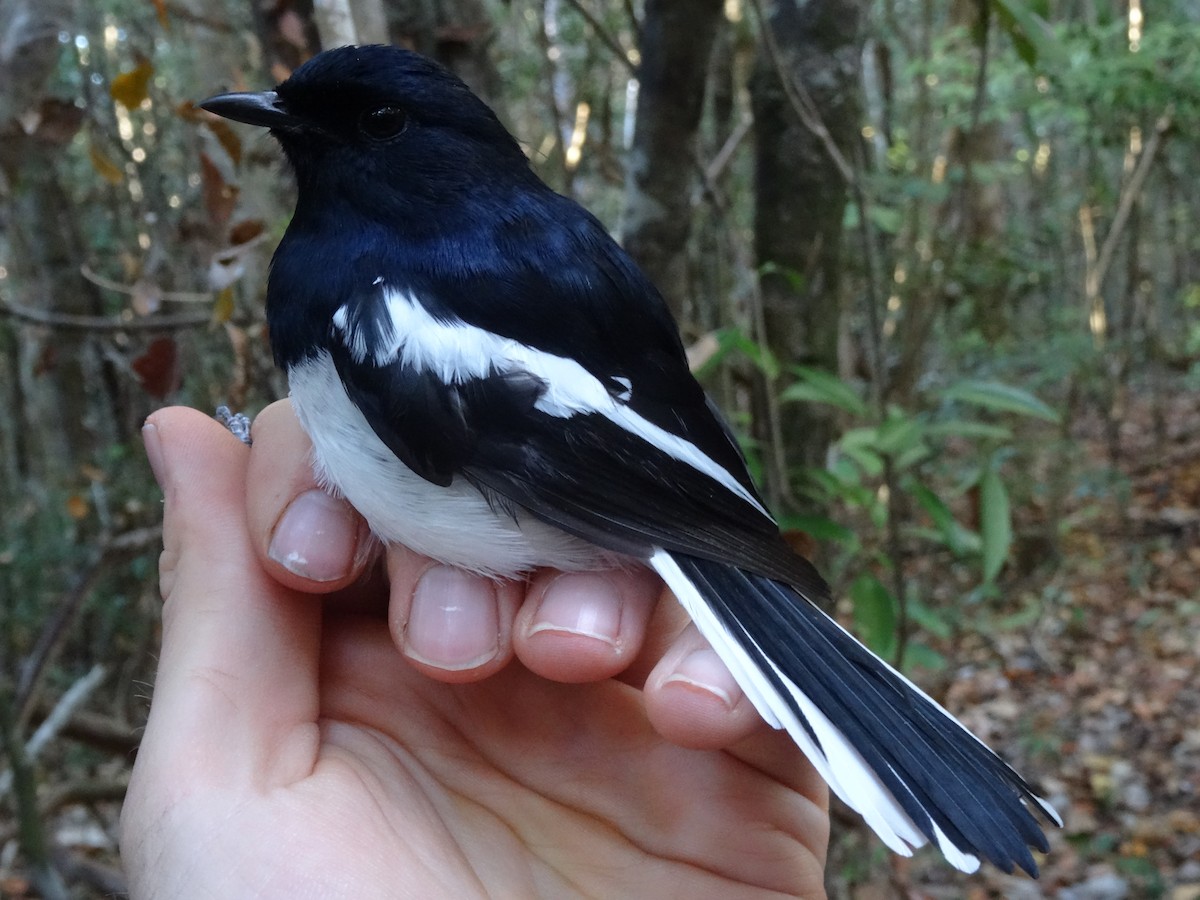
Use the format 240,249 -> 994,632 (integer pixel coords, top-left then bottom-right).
201,44 -> 1059,875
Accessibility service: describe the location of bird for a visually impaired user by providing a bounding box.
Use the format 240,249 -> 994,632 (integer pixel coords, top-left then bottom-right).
200,44 -> 1060,876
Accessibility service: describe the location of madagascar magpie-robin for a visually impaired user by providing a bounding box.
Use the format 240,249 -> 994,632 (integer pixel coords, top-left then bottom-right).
200,45 -> 1059,875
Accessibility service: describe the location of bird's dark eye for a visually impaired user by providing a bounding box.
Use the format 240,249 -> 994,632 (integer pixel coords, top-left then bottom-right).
359,105 -> 407,141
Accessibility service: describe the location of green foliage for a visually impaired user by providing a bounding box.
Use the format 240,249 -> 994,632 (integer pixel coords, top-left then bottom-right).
782,366 -> 1060,665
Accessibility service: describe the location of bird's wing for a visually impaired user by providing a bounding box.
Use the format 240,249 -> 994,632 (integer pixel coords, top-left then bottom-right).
326,277 -> 825,593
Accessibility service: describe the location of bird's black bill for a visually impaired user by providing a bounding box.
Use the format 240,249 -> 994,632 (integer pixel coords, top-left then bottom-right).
199,90 -> 297,129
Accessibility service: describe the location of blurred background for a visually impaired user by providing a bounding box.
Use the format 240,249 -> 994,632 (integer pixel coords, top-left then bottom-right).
0,0 -> 1197,896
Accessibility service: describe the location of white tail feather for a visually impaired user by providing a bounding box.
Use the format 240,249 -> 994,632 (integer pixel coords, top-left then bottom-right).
650,549 -> 984,872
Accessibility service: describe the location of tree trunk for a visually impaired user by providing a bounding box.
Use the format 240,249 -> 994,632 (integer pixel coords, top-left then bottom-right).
750,0 -> 863,505
0,0 -> 111,483
621,0 -> 725,322
385,0 -> 503,108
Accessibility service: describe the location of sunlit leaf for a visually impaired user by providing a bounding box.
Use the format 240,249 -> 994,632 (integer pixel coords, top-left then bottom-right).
941,379 -> 1060,422
781,366 -> 869,416
979,464 -> 1012,582
211,287 -> 235,324
89,140 -> 124,184
110,58 -> 154,109
924,419 -> 1013,441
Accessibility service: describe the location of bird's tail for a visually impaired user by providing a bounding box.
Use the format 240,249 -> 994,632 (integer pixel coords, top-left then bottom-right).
650,550 -> 1061,875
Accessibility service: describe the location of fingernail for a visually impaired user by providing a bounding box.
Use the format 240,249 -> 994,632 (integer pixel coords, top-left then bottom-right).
528,574 -> 621,647
142,421 -> 167,490
663,647 -> 741,709
404,566 -> 499,670
268,490 -> 359,582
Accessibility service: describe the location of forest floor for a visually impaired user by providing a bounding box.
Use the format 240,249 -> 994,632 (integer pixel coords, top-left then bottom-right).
831,386 -> 1200,899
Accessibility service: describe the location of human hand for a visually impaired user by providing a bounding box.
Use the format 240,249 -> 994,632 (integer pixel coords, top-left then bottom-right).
120,402 -> 828,898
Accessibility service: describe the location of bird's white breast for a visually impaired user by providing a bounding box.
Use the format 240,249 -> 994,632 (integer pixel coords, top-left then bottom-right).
287,351 -> 614,576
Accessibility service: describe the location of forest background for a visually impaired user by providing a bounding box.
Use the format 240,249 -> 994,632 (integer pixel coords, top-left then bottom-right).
1,0 -> 1198,896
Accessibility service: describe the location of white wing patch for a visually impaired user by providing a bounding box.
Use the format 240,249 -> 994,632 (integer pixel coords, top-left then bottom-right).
332,288 -> 771,519
288,352 -> 616,575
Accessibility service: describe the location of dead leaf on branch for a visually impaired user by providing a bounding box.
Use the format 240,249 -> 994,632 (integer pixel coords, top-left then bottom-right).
89,140 -> 124,185
131,337 -> 180,399
110,58 -> 154,109
199,152 -> 238,226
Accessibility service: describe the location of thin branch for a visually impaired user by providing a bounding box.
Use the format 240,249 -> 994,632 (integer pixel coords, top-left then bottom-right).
28,700 -> 140,756
1091,110 -> 1173,299
0,666 -> 108,799
15,528 -> 161,728
704,114 -> 753,185
747,0 -> 855,186
562,0 -> 637,75
80,265 -> 212,303
0,298 -> 211,332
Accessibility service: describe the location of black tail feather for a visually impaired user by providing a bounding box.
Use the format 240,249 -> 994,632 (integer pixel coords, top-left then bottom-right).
666,552 -> 1058,875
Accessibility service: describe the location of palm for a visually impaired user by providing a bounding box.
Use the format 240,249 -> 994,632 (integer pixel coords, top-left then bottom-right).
122,407 -> 827,899
242,612 -> 827,898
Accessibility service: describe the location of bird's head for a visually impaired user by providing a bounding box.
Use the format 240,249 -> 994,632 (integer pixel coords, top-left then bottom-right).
200,45 -> 534,222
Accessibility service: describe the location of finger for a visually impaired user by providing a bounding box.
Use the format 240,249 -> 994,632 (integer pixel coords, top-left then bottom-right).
512,566 -> 660,683
385,544 -> 520,682
137,406 -> 321,784
643,621 -> 767,750
246,399 -> 377,594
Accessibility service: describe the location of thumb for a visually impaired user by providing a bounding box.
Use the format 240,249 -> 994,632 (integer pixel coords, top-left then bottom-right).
136,406 -> 320,786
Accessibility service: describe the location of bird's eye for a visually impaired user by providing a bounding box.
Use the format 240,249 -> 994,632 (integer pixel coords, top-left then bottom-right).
359,105 -> 407,141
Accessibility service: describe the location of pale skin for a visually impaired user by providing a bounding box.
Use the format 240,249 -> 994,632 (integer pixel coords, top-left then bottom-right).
119,401 -> 829,899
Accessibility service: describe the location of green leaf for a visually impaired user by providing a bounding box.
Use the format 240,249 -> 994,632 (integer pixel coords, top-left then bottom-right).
874,413 -> 924,456
907,596 -> 953,639
924,419 -> 1014,441
909,482 -> 965,554
850,573 -> 897,658
758,261 -> 807,294
777,514 -> 857,546
979,465 -> 1012,582
903,642 -> 949,672
781,367 -> 869,417
703,329 -> 781,379
990,0 -> 1066,70
941,379 -> 1060,422
867,203 -> 902,234
840,441 -> 885,478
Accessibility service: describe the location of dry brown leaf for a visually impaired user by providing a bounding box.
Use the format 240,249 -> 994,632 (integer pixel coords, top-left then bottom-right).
151,0 -> 170,29
229,219 -> 265,245
66,494 -> 89,520
211,287 -> 235,325
199,152 -> 238,226
89,140 -> 124,184
206,118 -> 243,165
132,337 -> 181,399
110,58 -> 154,109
